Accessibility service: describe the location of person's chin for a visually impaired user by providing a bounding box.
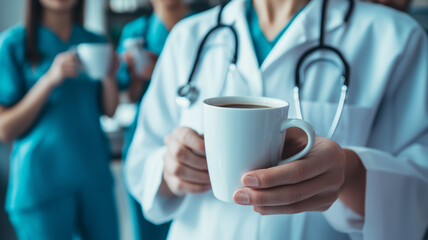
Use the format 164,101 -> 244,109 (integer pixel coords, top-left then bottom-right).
161,0 -> 183,9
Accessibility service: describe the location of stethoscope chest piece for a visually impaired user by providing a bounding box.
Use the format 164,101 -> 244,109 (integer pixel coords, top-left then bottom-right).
176,84 -> 200,108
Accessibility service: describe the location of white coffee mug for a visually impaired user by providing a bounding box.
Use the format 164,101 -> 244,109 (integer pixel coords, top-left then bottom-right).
203,96 -> 315,203
76,43 -> 112,80
123,37 -> 151,76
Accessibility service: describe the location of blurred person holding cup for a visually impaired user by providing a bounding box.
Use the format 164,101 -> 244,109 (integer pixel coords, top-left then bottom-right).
0,0 -> 120,239
116,0 -> 194,239
116,0 -> 193,102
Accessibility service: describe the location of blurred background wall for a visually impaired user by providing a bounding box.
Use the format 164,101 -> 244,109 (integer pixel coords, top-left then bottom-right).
0,0 -> 26,33
412,0 -> 428,27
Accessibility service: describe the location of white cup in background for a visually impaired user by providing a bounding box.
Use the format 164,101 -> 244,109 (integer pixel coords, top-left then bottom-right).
203,96 -> 316,203
76,43 -> 112,80
123,37 -> 151,76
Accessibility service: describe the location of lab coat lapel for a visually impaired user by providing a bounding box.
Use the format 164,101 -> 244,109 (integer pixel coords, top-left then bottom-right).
261,0 -> 350,70
223,0 -> 263,97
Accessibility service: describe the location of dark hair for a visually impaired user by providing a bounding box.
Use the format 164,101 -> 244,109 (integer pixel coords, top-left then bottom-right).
25,0 -> 85,63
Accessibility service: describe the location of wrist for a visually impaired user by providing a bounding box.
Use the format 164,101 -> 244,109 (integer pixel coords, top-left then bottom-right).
103,75 -> 116,83
342,149 -> 366,185
339,148 -> 367,216
102,77 -> 118,90
40,72 -> 59,90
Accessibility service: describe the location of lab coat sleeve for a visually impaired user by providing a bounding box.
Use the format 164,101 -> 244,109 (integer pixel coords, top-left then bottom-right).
324,27 -> 428,240
0,35 -> 25,107
124,27 -> 189,224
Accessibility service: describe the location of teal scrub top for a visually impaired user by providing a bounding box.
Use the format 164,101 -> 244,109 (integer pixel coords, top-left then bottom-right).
246,0 -> 306,66
117,13 -> 195,158
116,14 -> 171,159
0,24 -> 113,212
116,13 -> 170,90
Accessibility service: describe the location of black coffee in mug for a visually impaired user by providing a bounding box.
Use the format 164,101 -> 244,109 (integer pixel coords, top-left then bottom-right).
219,103 -> 271,109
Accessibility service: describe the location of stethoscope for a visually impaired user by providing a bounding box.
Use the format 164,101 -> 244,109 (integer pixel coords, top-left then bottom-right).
176,0 -> 354,139
175,1 -> 239,108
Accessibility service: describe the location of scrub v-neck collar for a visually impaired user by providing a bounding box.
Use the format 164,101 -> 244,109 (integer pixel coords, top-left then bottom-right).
39,24 -> 79,45
246,0 -> 307,66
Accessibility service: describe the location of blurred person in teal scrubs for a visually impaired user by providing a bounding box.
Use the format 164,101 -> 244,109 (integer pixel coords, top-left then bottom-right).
116,0 -> 192,239
0,0 -> 120,239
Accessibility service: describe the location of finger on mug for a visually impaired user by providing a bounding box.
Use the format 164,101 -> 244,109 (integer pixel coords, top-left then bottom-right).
164,153 -> 210,184
173,127 -> 205,154
165,136 -> 208,170
252,192 -> 338,215
167,176 -> 211,194
235,172 -> 340,206
241,157 -> 329,189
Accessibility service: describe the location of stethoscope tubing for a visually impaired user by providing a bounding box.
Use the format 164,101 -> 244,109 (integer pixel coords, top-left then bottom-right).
186,23 -> 239,86
177,0 -> 354,139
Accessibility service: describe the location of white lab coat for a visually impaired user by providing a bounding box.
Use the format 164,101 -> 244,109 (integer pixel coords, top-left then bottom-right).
125,0 -> 428,239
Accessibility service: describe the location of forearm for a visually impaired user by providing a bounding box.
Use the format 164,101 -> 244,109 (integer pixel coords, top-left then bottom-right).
0,76 -> 54,142
101,77 -> 119,117
339,149 -> 367,216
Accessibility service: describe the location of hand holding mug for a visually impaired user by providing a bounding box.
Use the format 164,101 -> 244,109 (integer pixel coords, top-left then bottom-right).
163,127 -> 211,197
76,43 -> 113,80
123,37 -> 158,80
203,96 -> 316,203
124,51 -> 158,81
234,133 -> 346,215
124,51 -> 158,103
43,52 -> 79,87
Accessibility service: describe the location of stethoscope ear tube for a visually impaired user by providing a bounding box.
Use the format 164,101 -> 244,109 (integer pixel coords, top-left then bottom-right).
176,1 -> 239,108
295,45 -> 350,89
294,45 -> 350,139
294,76 -> 348,139
327,84 -> 348,138
294,0 -> 353,139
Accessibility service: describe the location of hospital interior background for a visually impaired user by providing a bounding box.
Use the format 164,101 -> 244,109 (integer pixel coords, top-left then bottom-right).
0,0 -> 427,239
